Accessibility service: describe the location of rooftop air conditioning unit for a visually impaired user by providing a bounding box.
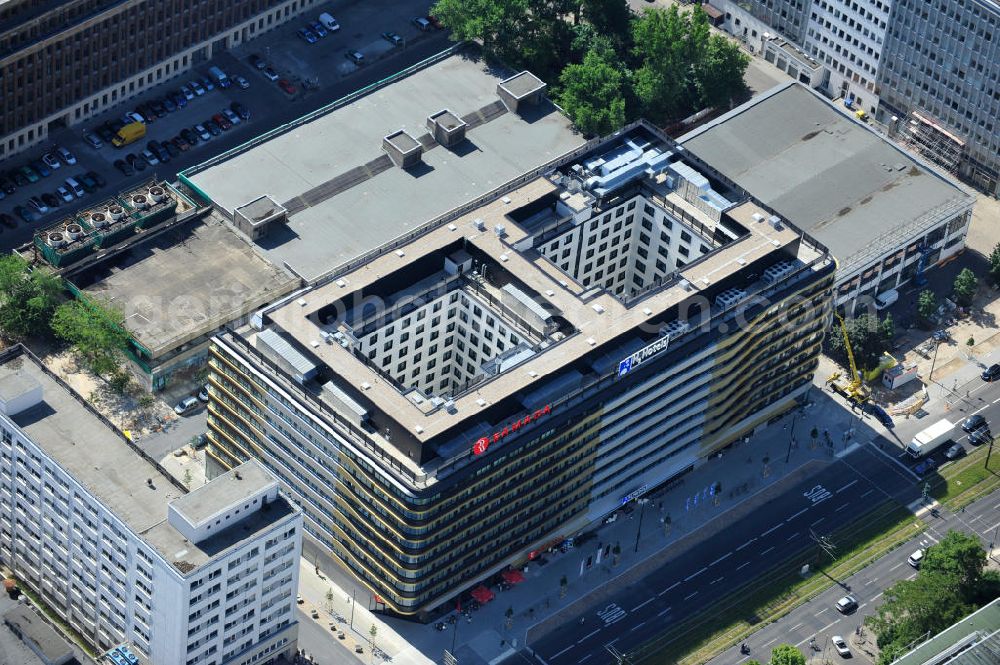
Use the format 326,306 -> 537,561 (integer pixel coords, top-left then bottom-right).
132,194 -> 149,210
47,232 -> 66,248
148,185 -> 166,203
64,223 -> 84,240
108,205 -> 125,220
90,211 -> 109,228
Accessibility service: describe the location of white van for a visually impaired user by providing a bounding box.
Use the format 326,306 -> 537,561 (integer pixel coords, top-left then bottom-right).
318,12 -> 340,31
64,177 -> 85,198
874,289 -> 899,310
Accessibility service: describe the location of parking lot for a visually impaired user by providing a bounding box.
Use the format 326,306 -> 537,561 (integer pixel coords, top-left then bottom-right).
0,0 -> 447,251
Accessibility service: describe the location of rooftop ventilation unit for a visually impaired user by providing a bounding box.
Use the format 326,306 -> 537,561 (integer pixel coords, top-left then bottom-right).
494,223 -> 506,237
762,261 -> 796,284
47,231 -> 66,248
714,288 -> 747,310
131,194 -> 149,210
474,218 -> 485,231
64,223 -> 84,240
90,211 -> 110,228
382,129 -> 423,168
147,185 -> 166,203
426,109 -> 468,147
752,213 -> 765,223
660,320 -> 691,338
108,205 -> 125,221
496,71 -> 547,113
767,215 -> 782,229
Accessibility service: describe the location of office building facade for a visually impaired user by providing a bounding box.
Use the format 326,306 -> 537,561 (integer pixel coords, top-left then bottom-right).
0,345 -> 302,665
0,0 -> 322,159
205,123 -> 835,619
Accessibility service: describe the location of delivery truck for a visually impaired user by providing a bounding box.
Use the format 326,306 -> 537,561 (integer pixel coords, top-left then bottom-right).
906,419 -> 954,458
112,121 -> 146,148
208,66 -> 230,88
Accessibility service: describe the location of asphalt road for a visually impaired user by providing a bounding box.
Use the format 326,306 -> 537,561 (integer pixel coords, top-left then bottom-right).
707,487 -> 1000,665
528,445 -> 919,663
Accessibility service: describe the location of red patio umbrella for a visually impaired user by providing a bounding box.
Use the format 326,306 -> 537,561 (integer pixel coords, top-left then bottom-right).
470,585 -> 495,604
501,569 -> 525,584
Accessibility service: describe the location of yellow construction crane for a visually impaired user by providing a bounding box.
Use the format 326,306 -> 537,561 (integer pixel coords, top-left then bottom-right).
827,313 -> 868,403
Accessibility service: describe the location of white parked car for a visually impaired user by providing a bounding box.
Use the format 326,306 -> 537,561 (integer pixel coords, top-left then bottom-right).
832,636 -> 851,657
174,396 -> 199,415
141,149 -> 159,166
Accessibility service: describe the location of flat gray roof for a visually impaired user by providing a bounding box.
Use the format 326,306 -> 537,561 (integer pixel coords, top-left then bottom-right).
0,348 -> 294,574
169,459 -> 275,525
893,598 -> 1000,665
80,212 -> 299,358
2,605 -> 73,663
681,83 -> 973,275
187,52 -> 584,282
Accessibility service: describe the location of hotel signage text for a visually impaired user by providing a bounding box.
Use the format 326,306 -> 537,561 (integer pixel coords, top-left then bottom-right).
473,404 -> 552,455
617,336 -> 671,377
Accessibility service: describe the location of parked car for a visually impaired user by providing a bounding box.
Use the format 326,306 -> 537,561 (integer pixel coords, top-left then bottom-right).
222,108 -> 241,125
83,132 -> 104,149
19,165 -> 40,183
162,97 -> 177,113
230,101 -> 250,120
381,31 -> 403,46
413,17 -> 431,31
32,160 -> 50,178
248,54 -> 266,70
907,548 -> 924,568
41,193 -> 60,209
263,66 -> 279,82
200,76 -> 215,92
150,99 -> 167,116
204,119 -> 222,136
427,15 -> 443,29
56,186 -> 74,203
75,172 -> 98,192
10,170 -> 28,187
124,111 -> 146,125
0,176 -> 14,195
162,140 -> 180,159
172,90 -> 188,108
172,136 -> 190,152
87,171 -> 106,188
27,196 -> 49,215
113,159 -> 134,176
0,213 -> 15,228
42,152 -> 62,170
345,49 -> 364,64
914,457 -> 937,477
234,75 -> 250,90
14,205 -> 33,223
962,414 -> 986,433
982,364 -> 1000,381
55,145 -> 76,165
277,79 -> 296,95
212,113 -> 232,130
174,396 -> 200,415
198,385 -> 210,402
141,148 -> 159,166
181,84 -> 195,100
310,21 -> 327,37
298,27 -> 318,44
180,128 -> 199,145
831,636 -> 851,658
944,443 -> 966,460
194,124 -> 212,141
190,80 -> 206,96
835,595 -> 858,614
126,153 -> 147,171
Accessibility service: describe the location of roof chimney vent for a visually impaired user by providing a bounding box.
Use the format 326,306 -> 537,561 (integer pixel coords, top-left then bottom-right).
382,130 -> 423,168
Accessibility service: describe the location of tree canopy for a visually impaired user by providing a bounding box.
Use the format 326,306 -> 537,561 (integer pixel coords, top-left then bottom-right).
431,0 -> 749,135
768,644 -> 806,665
0,254 -> 62,341
952,268 -> 977,307
989,242 -> 1000,285
825,313 -> 894,371
51,297 -> 131,379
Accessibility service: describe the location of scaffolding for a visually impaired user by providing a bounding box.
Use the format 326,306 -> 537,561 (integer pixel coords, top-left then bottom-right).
900,110 -> 966,175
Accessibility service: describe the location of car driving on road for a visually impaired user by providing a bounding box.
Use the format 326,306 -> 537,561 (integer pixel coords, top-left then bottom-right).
835,595 -> 858,614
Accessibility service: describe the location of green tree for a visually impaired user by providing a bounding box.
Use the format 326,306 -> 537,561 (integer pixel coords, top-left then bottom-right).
989,242 -> 1000,285
632,6 -> 693,123
917,289 -> 937,325
768,644 -> 806,665
693,32 -> 750,109
953,267 -> 977,306
876,644 -> 907,665
558,49 -> 628,136
51,297 -> 130,379
921,531 -> 986,599
431,0 -> 529,61
0,254 -> 62,341
866,572 -> 972,654
581,0 -> 632,46
825,313 -> 894,370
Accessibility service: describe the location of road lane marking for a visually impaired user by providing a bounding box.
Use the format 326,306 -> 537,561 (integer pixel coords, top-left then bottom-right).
736,538 -> 757,551
835,503 -> 850,512
711,552 -> 732,566
657,607 -> 672,617
552,646 -> 573,659
787,532 -> 799,542
760,546 -> 775,556
906,573 -> 917,580
815,608 -> 829,615
710,576 -> 724,585
811,517 -> 825,527
873,591 -> 884,600
865,577 -> 878,585
578,629 -> 600,643
580,655 -> 592,663
630,622 -> 646,632
762,637 -> 778,647
761,524 -> 782,537
631,598 -> 654,612
684,591 -> 699,601
790,622 -> 803,631
861,489 -> 875,499
737,561 -> 751,571
819,619 -> 841,633
787,508 -> 809,522
837,480 -> 859,494
889,562 -> 904,571
685,567 -> 707,581
660,582 -> 680,596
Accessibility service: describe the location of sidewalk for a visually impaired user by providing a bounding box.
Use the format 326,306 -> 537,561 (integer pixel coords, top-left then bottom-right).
292,389 -> 865,665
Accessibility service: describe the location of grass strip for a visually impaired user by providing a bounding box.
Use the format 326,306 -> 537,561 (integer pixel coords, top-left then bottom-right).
13,577 -> 99,658
631,501 -> 919,665
932,444 -> 1000,510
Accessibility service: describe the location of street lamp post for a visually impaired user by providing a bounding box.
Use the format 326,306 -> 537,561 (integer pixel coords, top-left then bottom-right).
633,499 -> 647,553
785,414 -> 798,463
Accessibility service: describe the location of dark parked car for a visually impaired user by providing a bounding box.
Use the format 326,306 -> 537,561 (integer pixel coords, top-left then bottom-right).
14,205 -> 33,223
962,414 -> 987,433
162,97 -> 177,113
212,113 -> 232,130
86,171 -> 106,188
171,136 -> 190,152
125,153 -> 146,171
96,124 -> 116,143
204,119 -> 222,136
914,457 -> 937,477
162,140 -> 180,159
969,428 -> 992,446
249,53 -> 266,70
10,170 -> 29,187
983,364 -> 1000,381
113,159 -> 134,176
230,101 -> 250,120
180,128 -> 199,146
943,443 -> 965,460
0,213 -> 15,228
41,193 -> 60,209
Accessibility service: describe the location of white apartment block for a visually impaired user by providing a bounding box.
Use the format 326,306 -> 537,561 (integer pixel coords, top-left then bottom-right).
803,0 -> 892,113
0,345 -> 301,665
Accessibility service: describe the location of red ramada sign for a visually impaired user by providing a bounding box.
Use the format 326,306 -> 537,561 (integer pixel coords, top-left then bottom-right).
472,404 -> 552,455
